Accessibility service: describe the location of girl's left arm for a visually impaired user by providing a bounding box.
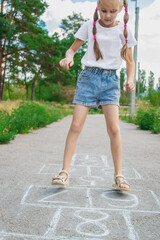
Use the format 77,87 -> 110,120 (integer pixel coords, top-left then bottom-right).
124,48 -> 135,93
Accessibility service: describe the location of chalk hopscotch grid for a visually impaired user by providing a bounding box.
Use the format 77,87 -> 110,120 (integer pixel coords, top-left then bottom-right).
1,154 -> 160,240
37,154 -> 142,181
20,184 -> 160,213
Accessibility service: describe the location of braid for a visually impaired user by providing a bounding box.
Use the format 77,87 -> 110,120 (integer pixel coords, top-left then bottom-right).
93,6 -> 103,61
121,0 -> 131,63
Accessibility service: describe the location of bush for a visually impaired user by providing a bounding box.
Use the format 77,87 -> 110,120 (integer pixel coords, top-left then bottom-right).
138,107 -> 160,133
145,90 -> 160,106
0,101 -> 73,144
0,111 -> 16,143
121,107 -> 160,134
10,102 -> 50,134
136,108 -> 154,130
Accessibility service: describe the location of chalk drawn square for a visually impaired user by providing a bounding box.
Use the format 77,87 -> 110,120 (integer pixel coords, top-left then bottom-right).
71,153 -> 109,167
21,185 -> 88,208
38,164 -> 88,176
130,212 -> 160,240
90,189 -> 160,212
0,206 -> 57,237
90,166 -> 142,182
53,208 -> 132,239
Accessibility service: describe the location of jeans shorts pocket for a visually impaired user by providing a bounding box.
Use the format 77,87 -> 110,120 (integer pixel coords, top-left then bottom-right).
112,73 -> 119,82
78,69 -> 92,82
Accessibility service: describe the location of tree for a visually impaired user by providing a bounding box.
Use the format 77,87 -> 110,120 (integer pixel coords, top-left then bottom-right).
137,69 -> 147,95
0,0 -> 59,100
148,71 -> 155,90
60,12 -> 89,38
52,12 -> 88,87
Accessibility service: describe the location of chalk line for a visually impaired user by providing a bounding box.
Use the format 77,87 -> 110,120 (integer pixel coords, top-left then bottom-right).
44,207 -> 62,237
20,185 -> 33,204
87,166 -> 91,176
71,153 -> 77,166
86,189 -> 93,208
38,164 -> 46,174
102,192 -> 139,209
38,189 -> 69,203
21,202 -> 160,214
149,190 -> 160,207
0,231 -> 108,240
133,168 -> 142,179
101,155 -> 109,168
123,211 -> 140,240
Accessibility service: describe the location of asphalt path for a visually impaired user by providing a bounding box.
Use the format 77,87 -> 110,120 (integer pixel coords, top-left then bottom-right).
0,113 -> 160,240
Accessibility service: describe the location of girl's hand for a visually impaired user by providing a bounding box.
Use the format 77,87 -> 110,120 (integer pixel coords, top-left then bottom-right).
59,58 -> 74,70
123,81 -> 135,93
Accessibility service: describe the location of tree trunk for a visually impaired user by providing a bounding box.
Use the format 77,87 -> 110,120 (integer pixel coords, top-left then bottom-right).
0,51 -> 3,101
0,36 -> 8,100
39,84 -> 41,101
0,55 -> 8,100
24,73 -> 29,100
31,70 -> 40,101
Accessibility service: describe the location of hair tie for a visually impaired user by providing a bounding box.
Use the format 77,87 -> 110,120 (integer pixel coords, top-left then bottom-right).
125,7 -> 128,12
93,21 -> 96,26
94,35 -> 96,40
124,24 -> 127,28
125,39 -> 128,43
96,7 -> 98,11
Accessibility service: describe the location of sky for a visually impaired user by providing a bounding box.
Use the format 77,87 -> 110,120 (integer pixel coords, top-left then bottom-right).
41,0 -> 160,85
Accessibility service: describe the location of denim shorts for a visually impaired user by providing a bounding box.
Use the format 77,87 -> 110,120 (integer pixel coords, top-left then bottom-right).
72,66 -> 120,109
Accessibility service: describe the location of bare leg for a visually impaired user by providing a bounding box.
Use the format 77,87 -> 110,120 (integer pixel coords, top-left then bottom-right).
102,104 -> 129,189
53,104 -> 90,182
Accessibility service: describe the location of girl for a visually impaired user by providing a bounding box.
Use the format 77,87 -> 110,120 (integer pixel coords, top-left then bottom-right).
51,0 -> 137,191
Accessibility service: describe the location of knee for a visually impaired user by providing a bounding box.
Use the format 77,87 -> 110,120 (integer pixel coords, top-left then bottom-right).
107,124 -> 120,138
70,121 -> 83,134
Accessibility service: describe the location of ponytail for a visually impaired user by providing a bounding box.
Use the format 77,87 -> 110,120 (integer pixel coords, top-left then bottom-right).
93,6 -> 103,61
121,0 -> 132,63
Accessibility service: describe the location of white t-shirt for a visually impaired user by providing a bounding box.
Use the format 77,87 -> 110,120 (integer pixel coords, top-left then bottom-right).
74,20 -> 137,70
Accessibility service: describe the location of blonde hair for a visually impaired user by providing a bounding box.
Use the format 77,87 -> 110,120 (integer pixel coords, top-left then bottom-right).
93,0 -> 130,63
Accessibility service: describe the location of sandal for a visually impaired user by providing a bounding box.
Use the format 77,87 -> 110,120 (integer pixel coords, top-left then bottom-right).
112,174 -> 131,191
51,169 -> 69,185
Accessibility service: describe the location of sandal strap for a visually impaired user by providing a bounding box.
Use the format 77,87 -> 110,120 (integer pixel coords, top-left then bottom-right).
52,169 -> 69,183
114,175 -> 130,187
59,169 -> 69,177
116,179 -> 130,188
114,174 -> 126,181
52,175 -> 66,183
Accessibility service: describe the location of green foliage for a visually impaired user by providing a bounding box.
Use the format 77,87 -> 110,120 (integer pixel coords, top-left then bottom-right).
145,90 -> 160,106
139,69 -> 147,93
0,101 -> 73,144
10,102 -> 50,134
0,0 -> 55,100
120,91 -> 130,106
148,71 -> 155,90
0,111 -> 16,144
60,12 -> 89,38
89,107 -> 103,114
120,68 -> 125,91
120,104 -> 160,134
136,107 -> 160,133
120,114 -> 136,124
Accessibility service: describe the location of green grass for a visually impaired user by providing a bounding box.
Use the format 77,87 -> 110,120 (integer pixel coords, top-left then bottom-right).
120,105 -> 160,134
0,101 -> 74,144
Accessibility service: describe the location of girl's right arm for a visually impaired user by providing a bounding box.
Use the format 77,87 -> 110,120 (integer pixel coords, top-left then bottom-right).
59,38 -> 84,70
